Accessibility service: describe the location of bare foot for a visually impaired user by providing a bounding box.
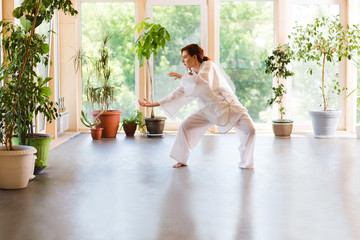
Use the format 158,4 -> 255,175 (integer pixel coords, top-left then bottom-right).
173,162 -> 187,168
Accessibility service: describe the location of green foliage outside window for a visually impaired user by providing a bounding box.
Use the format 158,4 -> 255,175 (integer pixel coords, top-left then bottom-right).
220,2 -> 274,123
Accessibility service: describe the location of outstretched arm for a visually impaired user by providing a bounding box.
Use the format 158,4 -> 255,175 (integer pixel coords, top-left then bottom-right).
138,98 -> 160,108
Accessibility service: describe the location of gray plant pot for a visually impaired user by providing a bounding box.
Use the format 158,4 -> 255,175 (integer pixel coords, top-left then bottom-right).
144,117 -> 166,135
309,110 -> 341,138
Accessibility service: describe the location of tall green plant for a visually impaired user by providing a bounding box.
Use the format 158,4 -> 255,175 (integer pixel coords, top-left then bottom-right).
265,44 -> 294,121
73,34 -> 117,112
290,16 -> 360,111
133,18 -> 171,118
0,0 -> 77,150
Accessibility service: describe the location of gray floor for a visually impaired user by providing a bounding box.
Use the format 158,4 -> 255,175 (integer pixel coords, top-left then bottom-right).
0,132 -> 360,240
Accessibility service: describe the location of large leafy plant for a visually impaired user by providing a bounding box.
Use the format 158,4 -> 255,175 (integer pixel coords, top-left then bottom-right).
0,0 -> 77,150
133,18 -> 171,118
265,44 -> 294,121
290,16 -> 360,111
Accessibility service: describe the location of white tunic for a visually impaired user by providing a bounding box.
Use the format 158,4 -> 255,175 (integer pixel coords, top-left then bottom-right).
158,61 -> 248,133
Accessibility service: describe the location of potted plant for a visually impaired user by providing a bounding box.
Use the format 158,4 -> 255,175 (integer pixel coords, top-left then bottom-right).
80,111 -> 104,140
265,43 -> 295,138
290,15 -> 360,138
0,0 -> 77,187
133,18 -> 171,135
121,110 -> 146,137
73,34 -> 122,138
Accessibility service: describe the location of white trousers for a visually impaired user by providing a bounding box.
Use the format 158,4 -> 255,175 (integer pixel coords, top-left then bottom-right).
170,112 -> 256,168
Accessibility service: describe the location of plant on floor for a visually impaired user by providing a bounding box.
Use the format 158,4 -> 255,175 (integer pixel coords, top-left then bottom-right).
0,0 -> 77,150
73,34 -> 123,138
121,110 -> 146,133
73,34 -> 118,112
289,15 -> 360,112
133,18 -> 171,118
80,111 -> 103,129
265,43 -> 294,122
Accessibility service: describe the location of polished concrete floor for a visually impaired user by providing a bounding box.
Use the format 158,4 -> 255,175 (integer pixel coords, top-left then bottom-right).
0,132 -> 360,240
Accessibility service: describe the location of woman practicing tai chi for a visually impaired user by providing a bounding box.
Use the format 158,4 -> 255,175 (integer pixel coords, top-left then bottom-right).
138,44 -> 256,169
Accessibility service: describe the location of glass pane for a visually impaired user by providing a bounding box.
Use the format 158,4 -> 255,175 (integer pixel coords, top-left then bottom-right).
37,20 -> 52,132
153,5 -> 201,121
220,1 -> 274,123
37,20 -> 52,80
290,5 -> 340,122
356,1 -> 360,122
81,2 -> 135,119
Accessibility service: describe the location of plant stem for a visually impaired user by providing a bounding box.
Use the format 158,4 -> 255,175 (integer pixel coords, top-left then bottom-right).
17,0 -> 41,87
322,53 -> 327,111
146,60 -> 155,118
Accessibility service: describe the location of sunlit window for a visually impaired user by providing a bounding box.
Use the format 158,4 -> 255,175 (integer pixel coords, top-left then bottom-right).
152,5 -> 201,121
81,2 -> 135,119
290,4 -> 340,122
220,1 -> 274,123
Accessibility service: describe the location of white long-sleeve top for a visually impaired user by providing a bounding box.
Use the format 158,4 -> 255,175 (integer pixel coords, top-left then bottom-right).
158,61 -> 248,133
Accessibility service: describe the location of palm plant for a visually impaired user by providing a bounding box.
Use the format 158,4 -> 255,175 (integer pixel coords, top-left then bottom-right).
73,34 -> 117,112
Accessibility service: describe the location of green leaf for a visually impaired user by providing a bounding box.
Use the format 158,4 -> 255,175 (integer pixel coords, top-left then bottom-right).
20,16 -> 32,32
41,43 -> 50,54
40,86 -> 52,97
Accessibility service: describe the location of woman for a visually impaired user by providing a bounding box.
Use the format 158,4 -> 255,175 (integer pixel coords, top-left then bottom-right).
138,44 -> 255,169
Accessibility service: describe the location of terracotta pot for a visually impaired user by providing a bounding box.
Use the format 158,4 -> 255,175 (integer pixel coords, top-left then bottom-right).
272,120 -> 293,138
91,110 -> 122,138
123,124 -> 137,137
91,127 -> 103,140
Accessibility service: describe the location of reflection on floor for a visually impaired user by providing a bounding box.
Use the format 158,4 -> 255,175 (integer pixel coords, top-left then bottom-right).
1,132 -> 360,240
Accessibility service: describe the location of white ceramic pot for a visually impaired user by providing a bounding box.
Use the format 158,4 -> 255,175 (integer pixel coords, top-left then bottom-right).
0,145 -> 37,189
308,110 -> 341,138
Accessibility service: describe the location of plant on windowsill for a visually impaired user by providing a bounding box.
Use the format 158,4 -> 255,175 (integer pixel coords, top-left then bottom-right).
265,43 -> 295,138
0,0 -> 77,188
80,111 -> 103,140
120,110 -> 146,137
289,15 -> 360,138
133,18 -> 171,136
73,34 -> 122,138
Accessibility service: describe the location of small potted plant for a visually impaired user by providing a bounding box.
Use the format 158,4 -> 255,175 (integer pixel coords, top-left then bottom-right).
290,15 -> 360,138
121,110 -> 146,137
265,43 -> 295,138
133,18 -> 171,136
73,34 -> 122,138
80,111 -> 104,140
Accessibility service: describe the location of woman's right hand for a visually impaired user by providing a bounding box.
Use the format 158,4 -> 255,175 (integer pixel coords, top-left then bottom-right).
168,72 -> 182,80
138,98 -> 159,108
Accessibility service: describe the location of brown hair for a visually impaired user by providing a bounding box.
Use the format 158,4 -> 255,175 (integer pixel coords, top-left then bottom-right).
181,44 -> 211,63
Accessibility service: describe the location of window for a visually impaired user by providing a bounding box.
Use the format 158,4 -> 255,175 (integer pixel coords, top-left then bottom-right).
80,1 -> 135,119
36,19 -> 53,133
220,1 -> 274,123
290,3 -> 340,123
148,0 -> 207,121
